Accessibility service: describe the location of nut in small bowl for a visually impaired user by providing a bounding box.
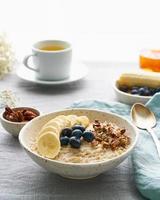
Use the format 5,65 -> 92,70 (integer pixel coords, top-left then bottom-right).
0,107 -> 40,137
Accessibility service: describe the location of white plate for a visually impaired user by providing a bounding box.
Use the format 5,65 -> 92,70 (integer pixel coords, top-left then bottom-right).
16,63 -> 88,85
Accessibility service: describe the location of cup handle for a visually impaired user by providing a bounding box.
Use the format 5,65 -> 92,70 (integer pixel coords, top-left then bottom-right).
23,54 -> 39,72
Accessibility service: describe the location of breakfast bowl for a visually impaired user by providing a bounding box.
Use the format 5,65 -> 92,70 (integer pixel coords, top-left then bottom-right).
113,72 -> 160,105
19,108 -> 138,179
0,107 -> 40,137
114,80 -> 151,105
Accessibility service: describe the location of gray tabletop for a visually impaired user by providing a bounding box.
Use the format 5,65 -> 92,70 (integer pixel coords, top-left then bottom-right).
0,61 -> 145,200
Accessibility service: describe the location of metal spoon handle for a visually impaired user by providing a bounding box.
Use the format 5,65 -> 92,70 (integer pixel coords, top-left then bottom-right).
147,127 -> 160,159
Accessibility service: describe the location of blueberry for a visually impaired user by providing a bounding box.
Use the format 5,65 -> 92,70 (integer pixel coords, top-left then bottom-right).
82,131 -> 95,142
61,128 -> 72,137
69,136 -> 81,148
144,87 -> 151,96
138,87 -> 149,96
155,87 -> 160,94
150,88 -> 156,95
138,87 -> 145,95
144,89 -> 151,96
152,88 -> 157,94
71,129 -> 82,138
131,89 -> 138,95
60,136 -> 69,145
72,125 -> 85,132
119,85 -> 128,92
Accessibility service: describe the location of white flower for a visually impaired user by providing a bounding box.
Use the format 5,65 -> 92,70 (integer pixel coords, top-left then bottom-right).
0,33 -> 14,79
0,90 -> 19,108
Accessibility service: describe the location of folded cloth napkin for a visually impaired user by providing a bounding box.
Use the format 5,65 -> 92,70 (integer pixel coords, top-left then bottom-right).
70,94 -> 160,200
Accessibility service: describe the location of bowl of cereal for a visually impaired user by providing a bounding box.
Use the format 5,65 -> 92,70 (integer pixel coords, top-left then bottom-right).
19,109 -> 138,179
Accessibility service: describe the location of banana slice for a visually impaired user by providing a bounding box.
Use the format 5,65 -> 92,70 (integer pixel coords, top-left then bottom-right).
53,118 -> 66,129
37,131 -> 60,159
43,119 -> 62,132
55,115 -> 71,127
77,116 -> 90,127
67,115 -> 78,126
39,125 -> 59,137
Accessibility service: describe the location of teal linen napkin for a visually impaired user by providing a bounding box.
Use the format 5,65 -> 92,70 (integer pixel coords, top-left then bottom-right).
70,94 -> 160,200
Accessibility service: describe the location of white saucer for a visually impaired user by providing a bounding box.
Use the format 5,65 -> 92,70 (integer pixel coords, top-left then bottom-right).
16,63 -> 88,85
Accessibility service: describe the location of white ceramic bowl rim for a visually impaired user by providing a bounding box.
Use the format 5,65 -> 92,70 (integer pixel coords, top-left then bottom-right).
19,108 -> 139,166
0,107 -> 40,125
114,80 -> 151,99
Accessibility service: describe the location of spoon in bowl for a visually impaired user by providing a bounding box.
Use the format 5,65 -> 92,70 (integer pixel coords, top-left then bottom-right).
131,103 -> 160,159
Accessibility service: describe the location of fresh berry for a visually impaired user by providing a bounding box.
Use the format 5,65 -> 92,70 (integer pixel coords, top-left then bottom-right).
138,87 -> 147,96
61,128 -> 72,137
71,129 -> 83,138
138,87 -> 150,96
69,136 -> 81,148
60,136 -> 69,145
153,88 -> 157,94
131,89 -> 138,95
82,131 -> 95,142
150,88 -> 156,95
144,89 -> 151,96
119,85 -> 128,92
144,87 -> 150,96
72,125 -> 85,132
155,87 -> 160,94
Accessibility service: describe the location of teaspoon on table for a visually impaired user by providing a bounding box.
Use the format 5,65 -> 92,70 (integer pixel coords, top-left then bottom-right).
131,103 -> 160,159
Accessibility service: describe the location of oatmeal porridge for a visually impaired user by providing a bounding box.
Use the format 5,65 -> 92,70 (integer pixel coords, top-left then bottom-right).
31,115 -> 131,163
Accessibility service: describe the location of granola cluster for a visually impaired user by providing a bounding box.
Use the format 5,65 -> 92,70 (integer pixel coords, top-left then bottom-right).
91,120 -> 130,150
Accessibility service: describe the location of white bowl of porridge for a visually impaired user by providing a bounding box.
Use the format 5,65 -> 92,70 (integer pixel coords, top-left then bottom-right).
19,109 -> 138,179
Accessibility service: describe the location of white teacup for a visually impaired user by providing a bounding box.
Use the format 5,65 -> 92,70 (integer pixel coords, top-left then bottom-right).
23,40 -> 72,81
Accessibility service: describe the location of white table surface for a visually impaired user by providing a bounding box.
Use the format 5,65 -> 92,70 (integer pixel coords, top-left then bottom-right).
0,61 -> 145,200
